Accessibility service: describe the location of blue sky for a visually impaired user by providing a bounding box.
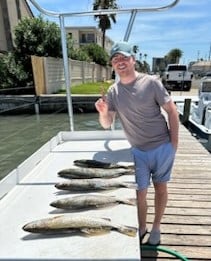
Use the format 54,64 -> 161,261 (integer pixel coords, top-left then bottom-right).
28,0 -> 211,68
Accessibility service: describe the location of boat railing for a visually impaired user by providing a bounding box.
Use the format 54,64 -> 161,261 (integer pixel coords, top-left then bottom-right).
28,0 -> 180,131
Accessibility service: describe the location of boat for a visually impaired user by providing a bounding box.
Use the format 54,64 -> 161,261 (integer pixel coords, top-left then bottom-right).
0,1 -> 180,260
176,77 -> 211,151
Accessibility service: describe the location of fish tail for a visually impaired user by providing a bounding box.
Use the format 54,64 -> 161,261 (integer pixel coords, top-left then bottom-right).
116,225 -> 137,237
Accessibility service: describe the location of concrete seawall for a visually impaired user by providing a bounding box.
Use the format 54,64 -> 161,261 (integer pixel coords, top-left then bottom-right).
0,94 -> 101,114
0,78 -> 201,115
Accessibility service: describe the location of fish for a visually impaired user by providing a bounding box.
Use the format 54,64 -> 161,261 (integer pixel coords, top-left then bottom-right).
22,215 -> 137,237
50,194 -> 136,210
55,178 -> 137,191
58,167 -> 133,179
74,159 -> 134,169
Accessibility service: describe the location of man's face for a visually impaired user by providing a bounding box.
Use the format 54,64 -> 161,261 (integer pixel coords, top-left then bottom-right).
111,54 -> 135,76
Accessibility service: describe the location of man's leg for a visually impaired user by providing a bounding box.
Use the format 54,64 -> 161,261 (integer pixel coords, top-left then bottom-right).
152,182 -> 168,231
137,188 -> 148,236
148,182 -> 168,245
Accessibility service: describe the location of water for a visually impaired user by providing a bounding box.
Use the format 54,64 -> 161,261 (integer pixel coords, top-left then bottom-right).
0,112 -> 110,180
1,110 -> 209,181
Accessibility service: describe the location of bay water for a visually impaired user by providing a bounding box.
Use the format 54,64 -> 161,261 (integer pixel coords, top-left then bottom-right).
0,112 -> 117,180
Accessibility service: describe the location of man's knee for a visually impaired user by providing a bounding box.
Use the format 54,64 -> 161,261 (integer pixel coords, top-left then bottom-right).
153,182 -> 168,194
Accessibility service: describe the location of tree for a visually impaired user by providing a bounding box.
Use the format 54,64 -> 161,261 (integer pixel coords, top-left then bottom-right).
93,0 -> 119,49
14,15 -> 62,58
82,43 -> 109,66
166,48 -> 183,64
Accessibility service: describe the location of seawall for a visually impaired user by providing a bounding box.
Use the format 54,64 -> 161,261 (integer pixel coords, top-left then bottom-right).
0,94 -> 101,114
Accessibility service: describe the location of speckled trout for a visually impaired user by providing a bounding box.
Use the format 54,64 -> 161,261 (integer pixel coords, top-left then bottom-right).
58,167 -> 133,179
50,194 -> 136,210
55,178 -> 137,191
74,159 -> 134,169
22,215 -> 137,237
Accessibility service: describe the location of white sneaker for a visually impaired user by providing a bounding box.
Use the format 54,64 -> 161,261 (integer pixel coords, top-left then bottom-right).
148,230 -> 160,245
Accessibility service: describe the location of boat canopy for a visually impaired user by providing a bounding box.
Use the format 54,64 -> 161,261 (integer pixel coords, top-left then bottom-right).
28,0 -> 180,131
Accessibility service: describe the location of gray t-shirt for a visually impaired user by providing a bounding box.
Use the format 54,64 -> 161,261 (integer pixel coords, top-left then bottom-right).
106,73 -> 171,151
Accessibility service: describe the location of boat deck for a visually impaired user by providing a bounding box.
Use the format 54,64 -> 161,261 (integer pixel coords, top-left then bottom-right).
0,130 -> 140,260
0,123 -> 211,260
141,124 -> 211,260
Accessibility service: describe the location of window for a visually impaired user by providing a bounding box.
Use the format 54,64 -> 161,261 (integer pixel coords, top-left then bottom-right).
80,33 -> 95,43
167,65 -> 187,71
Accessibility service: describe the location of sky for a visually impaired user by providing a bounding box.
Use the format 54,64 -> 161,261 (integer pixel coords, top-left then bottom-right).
27,0 -> 211,69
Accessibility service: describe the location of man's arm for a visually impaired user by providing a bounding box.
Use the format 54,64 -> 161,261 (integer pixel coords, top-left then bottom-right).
162,99 -> 179,150
95,98 -> 116,129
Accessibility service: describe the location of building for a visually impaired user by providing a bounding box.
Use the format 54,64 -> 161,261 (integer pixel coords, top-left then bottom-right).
190,61 -> 211,76
66,26 -> 113,54
0,0 -> 33,53
0,1 -> 113,54
152,57 -> 166,74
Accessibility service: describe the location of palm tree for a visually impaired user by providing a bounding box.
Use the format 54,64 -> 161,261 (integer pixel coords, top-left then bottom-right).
93,0 -> 119,49
166,48 -> 183,64
144,53 -> 147,61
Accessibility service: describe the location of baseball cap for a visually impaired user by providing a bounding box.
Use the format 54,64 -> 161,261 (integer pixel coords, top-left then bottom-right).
110,41 -> 135,59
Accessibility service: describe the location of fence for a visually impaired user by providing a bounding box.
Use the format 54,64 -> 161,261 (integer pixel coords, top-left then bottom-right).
31,56 -> 112,95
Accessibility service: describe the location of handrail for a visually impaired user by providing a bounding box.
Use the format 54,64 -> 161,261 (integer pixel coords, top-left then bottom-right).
28,0 -> 180,17
27,0 -> 180,131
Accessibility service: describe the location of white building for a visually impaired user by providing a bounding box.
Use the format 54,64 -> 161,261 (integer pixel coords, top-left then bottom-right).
66,26 -> 113,54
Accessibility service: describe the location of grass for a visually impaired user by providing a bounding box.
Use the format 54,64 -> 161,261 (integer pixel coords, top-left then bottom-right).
58,81 -> 113,95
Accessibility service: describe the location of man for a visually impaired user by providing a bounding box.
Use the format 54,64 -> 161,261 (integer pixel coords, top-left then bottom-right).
95,41 -> 179,245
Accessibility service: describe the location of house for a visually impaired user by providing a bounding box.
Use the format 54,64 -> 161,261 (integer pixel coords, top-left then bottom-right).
0,0 -> 33,53
66,26 -> 113,54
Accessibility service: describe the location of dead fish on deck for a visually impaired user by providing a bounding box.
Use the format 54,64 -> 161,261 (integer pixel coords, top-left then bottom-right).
58,167 -> 133,179
22,215 -> 137,237
50,194 -> 136,210
55,178 -> 137,191
74,159 -> 134,170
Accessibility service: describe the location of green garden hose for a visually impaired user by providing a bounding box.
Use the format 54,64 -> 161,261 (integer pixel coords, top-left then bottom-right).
141,245 -> 189,261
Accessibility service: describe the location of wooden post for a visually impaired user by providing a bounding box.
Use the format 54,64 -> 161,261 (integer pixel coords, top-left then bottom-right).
31,56 -> 46,95
182,98 -> 191,124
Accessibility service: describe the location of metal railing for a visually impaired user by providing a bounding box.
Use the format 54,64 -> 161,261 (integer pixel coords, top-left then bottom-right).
28,0 -> 180,131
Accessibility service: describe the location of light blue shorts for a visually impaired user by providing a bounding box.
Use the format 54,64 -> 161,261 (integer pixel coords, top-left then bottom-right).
131,142 -> 176,190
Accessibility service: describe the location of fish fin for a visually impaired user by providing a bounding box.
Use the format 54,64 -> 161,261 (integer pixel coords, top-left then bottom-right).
101,217 -> 112,222
74,159 -> 111,168
95,203 -> 117,208
116,225 -> 137,237
120,198 -> 137,206
126,165 -> 135,170
81,228 -> 110,236
122,182 -> 138,189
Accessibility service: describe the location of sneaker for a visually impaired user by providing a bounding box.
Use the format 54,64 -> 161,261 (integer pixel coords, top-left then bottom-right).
148,230 -> 160,245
